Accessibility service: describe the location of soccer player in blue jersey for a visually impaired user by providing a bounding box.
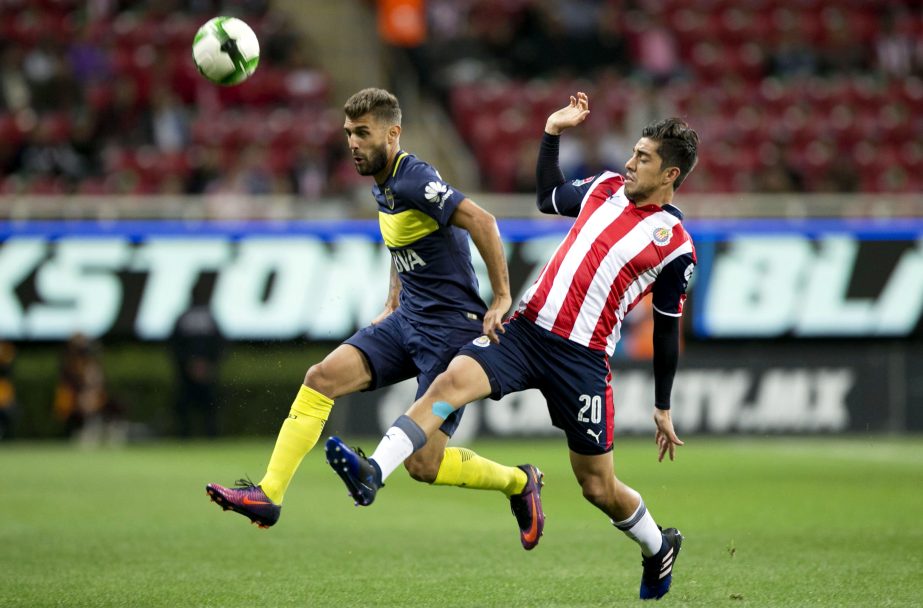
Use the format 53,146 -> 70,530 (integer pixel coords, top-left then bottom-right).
206,88 -> 545,550
326,92 -> 697,599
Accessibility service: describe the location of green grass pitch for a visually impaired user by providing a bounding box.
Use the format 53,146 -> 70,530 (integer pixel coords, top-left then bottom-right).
1,437 -> 921,607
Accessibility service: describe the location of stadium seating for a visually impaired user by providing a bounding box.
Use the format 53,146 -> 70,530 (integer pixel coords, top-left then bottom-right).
0,1 -> 339,197
442,0 -> 923,194
1,1 -> 920,196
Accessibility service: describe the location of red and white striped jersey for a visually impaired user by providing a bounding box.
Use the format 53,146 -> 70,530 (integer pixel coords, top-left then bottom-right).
518,171 -> 696,356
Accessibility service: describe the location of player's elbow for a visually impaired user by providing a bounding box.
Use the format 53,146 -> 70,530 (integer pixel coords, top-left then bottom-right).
470,209 -> 499,238
536,191 -> 557,214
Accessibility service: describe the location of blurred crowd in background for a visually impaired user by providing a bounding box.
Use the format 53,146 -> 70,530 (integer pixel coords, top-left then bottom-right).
0,0 -> 921,196
0,0 -> 352,199
422,0 -> 923,193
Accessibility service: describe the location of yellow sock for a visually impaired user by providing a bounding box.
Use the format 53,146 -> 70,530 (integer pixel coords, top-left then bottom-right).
258,385 -> 333,504
432,447 -> 528,497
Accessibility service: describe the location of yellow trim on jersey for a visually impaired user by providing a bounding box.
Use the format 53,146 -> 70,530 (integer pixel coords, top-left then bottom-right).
391,152 -> 409,178
379,209 -> 439,248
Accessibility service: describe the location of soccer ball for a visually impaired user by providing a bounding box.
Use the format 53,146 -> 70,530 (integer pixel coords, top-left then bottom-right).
192,16 -> 260,86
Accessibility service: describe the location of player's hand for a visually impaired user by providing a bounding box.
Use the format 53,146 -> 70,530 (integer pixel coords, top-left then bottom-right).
653,408 -> 684,462
371,304 -> 397,325
483,294 -> 511,344
545,92 -> 590,136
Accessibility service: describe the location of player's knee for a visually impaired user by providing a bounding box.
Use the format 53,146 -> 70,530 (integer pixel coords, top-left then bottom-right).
404,452 -> 440,483
303,363 -> 334,395
579,475 -> 610,508
428,370 -> 463,402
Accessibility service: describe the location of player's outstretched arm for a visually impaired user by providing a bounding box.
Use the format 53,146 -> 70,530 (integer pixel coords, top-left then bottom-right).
450,198 -> 511,343
371,263 -> 401,325
652,311 -> 684,461
545,91 -> 590,136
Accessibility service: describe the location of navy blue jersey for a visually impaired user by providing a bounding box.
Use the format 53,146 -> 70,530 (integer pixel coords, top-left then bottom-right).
372,151 -> 487,324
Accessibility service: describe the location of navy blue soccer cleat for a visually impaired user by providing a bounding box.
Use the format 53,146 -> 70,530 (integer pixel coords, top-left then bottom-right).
639,527 -> 682,600
325,436 -> 381,506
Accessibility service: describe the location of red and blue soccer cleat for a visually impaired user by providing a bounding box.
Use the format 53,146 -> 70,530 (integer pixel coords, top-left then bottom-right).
205,479 -> 281,529
509,464 -> 545,550
640,527 -> 683,600
325,436 -> 381,506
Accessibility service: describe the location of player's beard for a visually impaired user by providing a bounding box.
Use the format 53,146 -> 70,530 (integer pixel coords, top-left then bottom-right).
625,181 -> 655,202
355,143 -> 388,176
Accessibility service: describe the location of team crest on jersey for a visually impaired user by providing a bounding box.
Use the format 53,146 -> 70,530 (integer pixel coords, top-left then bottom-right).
472,335 -> 491,348
424,181 -> 452,209
383,186 -> 395,209
653,226 -> 673,246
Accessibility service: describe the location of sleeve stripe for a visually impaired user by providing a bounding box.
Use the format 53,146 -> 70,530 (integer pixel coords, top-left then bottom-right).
551,187 -> 560,215
652,304 -> 683,317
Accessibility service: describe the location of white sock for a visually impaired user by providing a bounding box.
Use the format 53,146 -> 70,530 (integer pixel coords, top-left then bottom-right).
612,499 -> 664,557
370,427 -> 416,481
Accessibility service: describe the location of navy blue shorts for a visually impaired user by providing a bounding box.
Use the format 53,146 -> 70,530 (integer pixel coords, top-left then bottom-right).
458,315 -> 614,455
344,308 -> 482,436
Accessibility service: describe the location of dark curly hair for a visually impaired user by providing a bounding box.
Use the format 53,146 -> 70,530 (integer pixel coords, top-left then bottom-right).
641,118 -> 699,190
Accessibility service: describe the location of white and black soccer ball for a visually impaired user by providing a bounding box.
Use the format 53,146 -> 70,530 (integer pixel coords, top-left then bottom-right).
192,16 -> 260,86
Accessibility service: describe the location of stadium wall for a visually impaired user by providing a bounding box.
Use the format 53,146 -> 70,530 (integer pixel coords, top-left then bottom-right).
2,212 -> 921,438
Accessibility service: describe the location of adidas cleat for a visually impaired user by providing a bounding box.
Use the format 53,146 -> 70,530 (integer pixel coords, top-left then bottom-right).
640,527 -> 682,600
509,464 -> 545,550
205,479 -> 281,529
324,436 -> 381,506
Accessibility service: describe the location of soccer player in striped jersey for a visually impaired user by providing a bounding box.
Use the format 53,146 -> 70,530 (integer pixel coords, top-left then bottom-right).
326,91 -> 698,600
207,88 -> 546,550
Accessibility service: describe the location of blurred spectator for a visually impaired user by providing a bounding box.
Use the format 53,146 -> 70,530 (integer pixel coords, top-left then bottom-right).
148,86 -> 190,153
97,79 -> 148,147
875,9 -> 917,80
18,119 -> 86,187
629,10 -> 685,85
558,127 -> 608,181
550,0 -> 609,74
820,15 -> 870,76
170,304 -> 225,438
70,109 -> 103,177
0,46 -> 31,111
0,341 -> 17,440
209,144 -> 275,194
815,161 -> 860,193
752,163 -> 802,193
67,25 -> 112,86
767,28 -> 818,79
512,137 -> 538,193
53,334 -> 127,444
185,145 -> 224,194
593,2 -> 630,76
751,142 -> 804,193
290,144 -> 328,199
506,3 -> 561,79
23,37 -> 81,112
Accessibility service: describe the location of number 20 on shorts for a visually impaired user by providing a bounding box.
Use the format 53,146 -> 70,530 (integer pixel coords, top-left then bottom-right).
578,394 -> 602,424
